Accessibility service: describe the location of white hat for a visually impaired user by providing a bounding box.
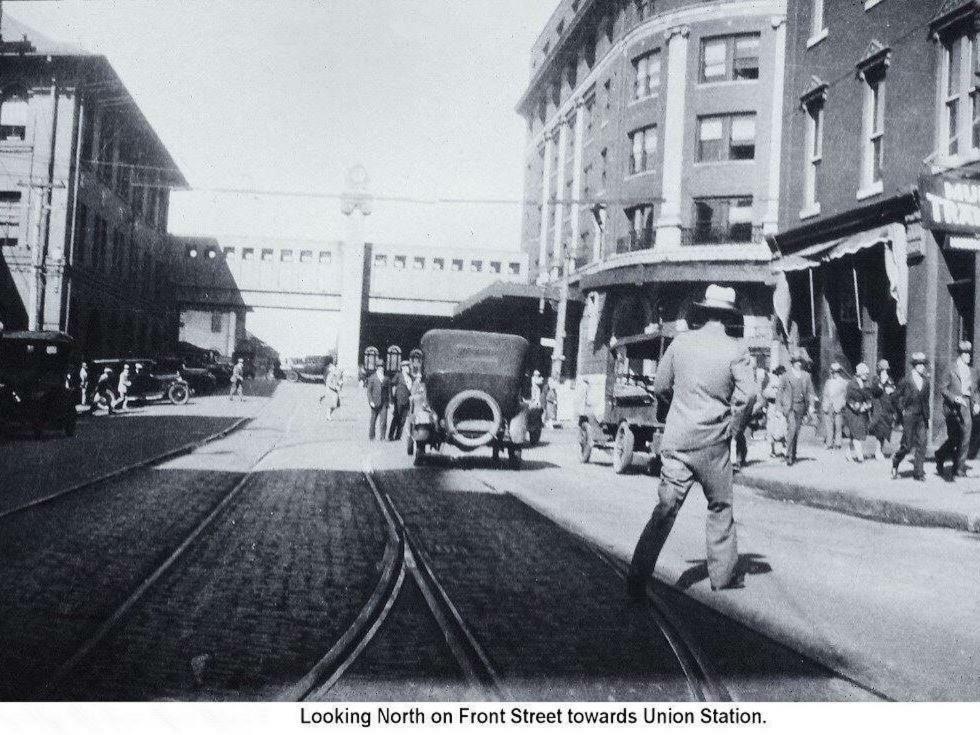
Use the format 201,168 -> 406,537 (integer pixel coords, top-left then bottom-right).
693,284 -> 739,313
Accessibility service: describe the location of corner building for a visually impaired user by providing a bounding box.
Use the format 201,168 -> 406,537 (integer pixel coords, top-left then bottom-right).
517,0 -> 786,396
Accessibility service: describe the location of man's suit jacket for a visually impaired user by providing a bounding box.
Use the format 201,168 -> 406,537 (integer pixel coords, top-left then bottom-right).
391,374 -> 413,409
366,373 -> 390,407
940,360 -> 979,415
894,375 -> 930,423
652,321 -> 757,451
778,369 -> 815,416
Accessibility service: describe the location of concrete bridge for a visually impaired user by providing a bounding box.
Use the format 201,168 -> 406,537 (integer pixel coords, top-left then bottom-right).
174,235 -> 528,373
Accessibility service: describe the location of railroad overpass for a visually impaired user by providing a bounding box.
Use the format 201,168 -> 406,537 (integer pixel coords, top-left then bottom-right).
174,236 -> 529,374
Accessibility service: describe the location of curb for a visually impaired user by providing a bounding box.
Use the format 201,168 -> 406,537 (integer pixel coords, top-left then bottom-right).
735,472 -> 980,534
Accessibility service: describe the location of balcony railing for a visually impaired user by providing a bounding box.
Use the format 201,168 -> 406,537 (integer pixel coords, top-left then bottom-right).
615,230 -> 655,255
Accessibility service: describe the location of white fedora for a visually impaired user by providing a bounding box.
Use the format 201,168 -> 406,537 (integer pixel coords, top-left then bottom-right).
693,284 -> 740,313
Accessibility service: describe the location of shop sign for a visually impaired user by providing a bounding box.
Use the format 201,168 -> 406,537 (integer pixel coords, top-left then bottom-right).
919,173 -> 980,235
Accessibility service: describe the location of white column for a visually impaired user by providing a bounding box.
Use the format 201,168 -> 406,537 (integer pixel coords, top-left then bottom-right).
656,25 -> 690,250
551,117 -> 571,276
337,218 -> 366,379
536,131 -> 554,284
763,16 -> 787,235
568,99 -> 587,266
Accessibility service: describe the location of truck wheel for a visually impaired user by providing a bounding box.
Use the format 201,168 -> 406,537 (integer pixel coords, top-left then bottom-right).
168,383 -> 189,405
612,423 -> 634,474
578,422 -> 594,464
413,441 -> 426,466
507,446 -> 523,470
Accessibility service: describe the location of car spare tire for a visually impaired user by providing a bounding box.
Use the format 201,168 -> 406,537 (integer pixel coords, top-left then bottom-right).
444,389 -> 502,449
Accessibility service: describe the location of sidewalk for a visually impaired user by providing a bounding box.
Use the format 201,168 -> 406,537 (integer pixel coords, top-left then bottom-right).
736,426 -> 980,534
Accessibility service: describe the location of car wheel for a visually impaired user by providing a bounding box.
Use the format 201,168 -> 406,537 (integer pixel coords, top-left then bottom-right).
612,423 -> 634,474
168,383 -> 190,405
413,441 -> 426,466
578,422 -> 594,464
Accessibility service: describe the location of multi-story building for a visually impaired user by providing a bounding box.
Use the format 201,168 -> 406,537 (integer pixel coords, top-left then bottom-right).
516,0 -> 787,392
772,0 -> 979,442
0,14 -> 185,355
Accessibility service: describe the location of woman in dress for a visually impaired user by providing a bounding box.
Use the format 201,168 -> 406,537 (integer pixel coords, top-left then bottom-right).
868,359 -> 897,460
321,358 -> 342,420
844,362 -> 874,462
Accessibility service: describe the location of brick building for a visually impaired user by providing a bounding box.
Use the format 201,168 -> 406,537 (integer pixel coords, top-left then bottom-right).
516,0 -> 787,395
771,0 -> 980,443
0,14 -> 185,355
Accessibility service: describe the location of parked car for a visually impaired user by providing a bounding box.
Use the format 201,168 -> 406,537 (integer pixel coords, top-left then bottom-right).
408,329 -> 534,469
0,330 -> 79,438
89,358 -> 190,405
578,326 -> 674,475
287,355 -> 327,383
159,355 -> 218,396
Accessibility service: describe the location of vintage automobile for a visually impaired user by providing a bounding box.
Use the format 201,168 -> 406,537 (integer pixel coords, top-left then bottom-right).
89,357 -> 190,405
408,329 -> 534,469
0,330 -> 79,438
578,326 -> 674,474
286,355 -> 328,383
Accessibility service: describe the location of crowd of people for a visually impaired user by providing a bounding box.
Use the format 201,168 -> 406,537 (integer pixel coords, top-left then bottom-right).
741,341 -> 977,482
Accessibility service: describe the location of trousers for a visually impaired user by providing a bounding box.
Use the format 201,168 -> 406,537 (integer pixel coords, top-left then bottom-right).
784,410 -> 803,462
388,402 -> 409,440
368,405 -> 388,440
892,413 -> 927,478
822,410 -> 843,447
628,442 -> 738,590
936,404 -> 972,472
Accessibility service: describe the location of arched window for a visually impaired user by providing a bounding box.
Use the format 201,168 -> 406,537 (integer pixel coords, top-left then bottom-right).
0,87 -> 29,142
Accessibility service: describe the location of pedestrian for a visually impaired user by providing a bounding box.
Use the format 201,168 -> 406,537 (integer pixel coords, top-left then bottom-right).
229,358 -> 245,401
627,285 -> 757,597
321,357 -> 342,420
529,369 -> 544,408
778,352 -> 816,466
388,361 -> 413,440
114,363 -> 132,411
78,361 -> 89,406
844,363 -> 873,462
734,355 -> 767,470
934,341 -> 979,479
869,359 -> 897,460
764,365 -> 787,457
366,364 -> 390,440
544,377 -> 559,428
891,352 -> 931,481
821,362 -> 848,449
90,367 -> 116,415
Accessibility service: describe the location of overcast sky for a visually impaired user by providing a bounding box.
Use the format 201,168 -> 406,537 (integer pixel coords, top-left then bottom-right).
9,0 -> 555,251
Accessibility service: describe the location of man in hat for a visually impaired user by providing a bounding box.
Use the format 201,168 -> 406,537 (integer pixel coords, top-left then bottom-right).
366,363 -> 390,440
821,362 -> 848,449
892,353 -> 931,481
627,285 -> 757,596
778,351 -> 816,466
935,341 -> 979,479
388,360 -> 414,440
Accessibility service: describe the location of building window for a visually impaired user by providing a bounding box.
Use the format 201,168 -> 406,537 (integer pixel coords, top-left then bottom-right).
633,50 -> 661,100
412,256 -> 425,270
696,114 -> 756,161
860,61 -> 887,191
802,91 -> 825,214
432,257 -> 445,271
470,260 -> 483,272
242,247 -> 255,261
393,255 -> 406,270
261,248 -> 273,261
300,249 -> 313,263
0,89 -> 28,141
451,259 -> 464,271
490,261 -> 501,274
319,251 -> 332,264
629,125 -> 657,174
942,32 -> 978,157
281,249 -> 294,263
509,262 -> 521,275
701,34 -> 760,82
692,197 -> 754,243
211,312 -> 223,334
223,247 -> 236,258
622,204 -> 657,252
0,190 -> 21,247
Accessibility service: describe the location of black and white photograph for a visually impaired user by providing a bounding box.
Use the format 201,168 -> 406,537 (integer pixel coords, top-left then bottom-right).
1,0 -> 979,729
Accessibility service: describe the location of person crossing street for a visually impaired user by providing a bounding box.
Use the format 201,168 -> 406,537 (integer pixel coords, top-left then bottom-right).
892,352 -> 931,481
778,352 -> 816,466
627,285 -> 757,597
229,358 -> 246,401
388,361 -> 413,441
934,341 -> 979,479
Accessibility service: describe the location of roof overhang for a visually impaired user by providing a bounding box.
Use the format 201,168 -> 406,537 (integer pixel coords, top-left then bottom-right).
453,280 -> 563,318
579,260 -> 774,292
